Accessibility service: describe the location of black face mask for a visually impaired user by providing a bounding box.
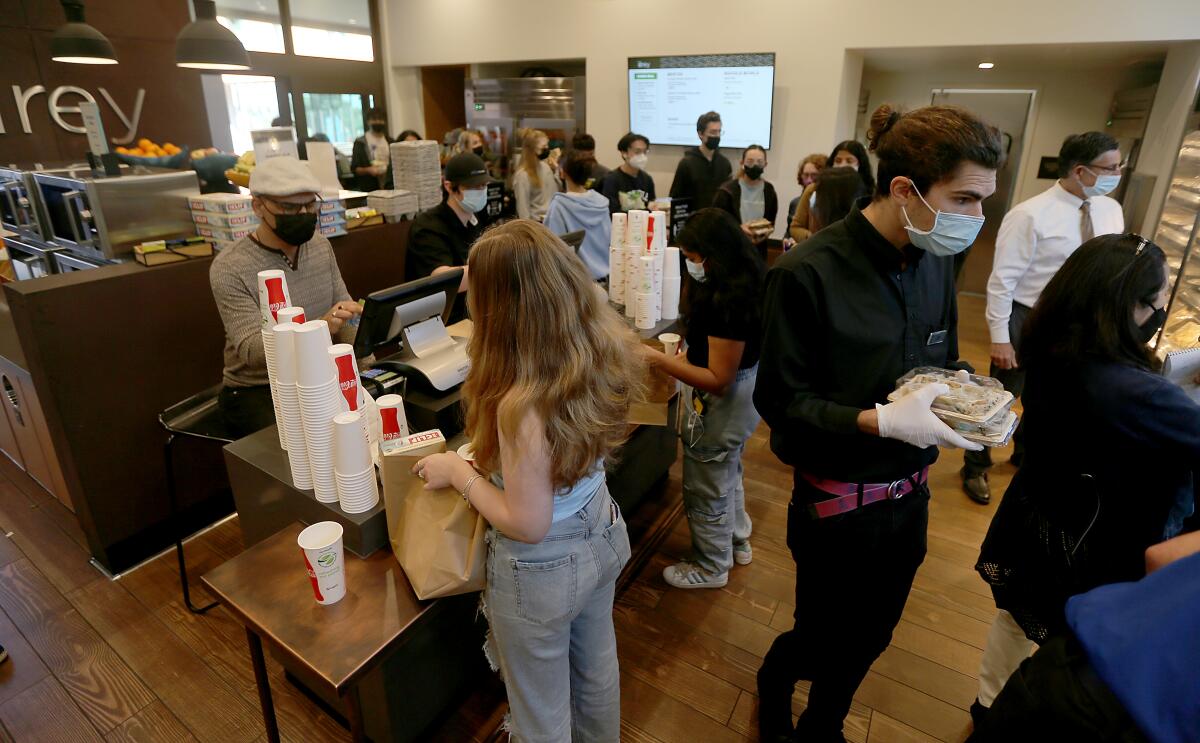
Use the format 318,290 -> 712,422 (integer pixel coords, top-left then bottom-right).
537,149 -> 550,160
472,145 -> 485,157
370,123 -> 386,134
704,135 -> 721,151
1136,305 -> 1167,344
743,164 -> 764,180
270,211 -> 318,247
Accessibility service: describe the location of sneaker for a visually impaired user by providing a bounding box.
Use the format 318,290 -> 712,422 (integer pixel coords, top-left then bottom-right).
960,467 -> 991,505
0,643 -> 8,665
662,561 -> 728,589
733,541 -> 753,566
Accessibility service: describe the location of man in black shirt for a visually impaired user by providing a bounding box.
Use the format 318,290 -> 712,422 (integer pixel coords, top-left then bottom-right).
570,132 -> 610,189
754,104 -> 1005,743
599,132 -> 657,213
670,111 -> 732,211
406,152 -> 489,322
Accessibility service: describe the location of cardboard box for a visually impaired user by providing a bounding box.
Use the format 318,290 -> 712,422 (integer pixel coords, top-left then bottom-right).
627,338 -> 678,426
134,241 -> 214,266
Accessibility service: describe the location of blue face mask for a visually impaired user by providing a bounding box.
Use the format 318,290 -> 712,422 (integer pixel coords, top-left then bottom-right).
901,180 -> 985,257
685,258 -> 707,283
459,187 -> 487,214
1082,168 -> 1120,198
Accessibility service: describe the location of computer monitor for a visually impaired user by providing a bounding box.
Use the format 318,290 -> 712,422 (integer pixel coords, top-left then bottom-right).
558,230 -> 585,255
353,269 -> 464,360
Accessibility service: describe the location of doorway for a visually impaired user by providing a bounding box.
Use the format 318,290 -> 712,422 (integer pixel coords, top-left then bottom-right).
930,89 -> 1035,294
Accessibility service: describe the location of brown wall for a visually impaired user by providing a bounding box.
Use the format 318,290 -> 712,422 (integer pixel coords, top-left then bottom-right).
0,0 -> 213,164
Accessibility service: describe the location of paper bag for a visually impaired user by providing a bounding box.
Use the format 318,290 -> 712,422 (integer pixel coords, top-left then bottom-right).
381,432 -> 488,600
627,338 -> 679,426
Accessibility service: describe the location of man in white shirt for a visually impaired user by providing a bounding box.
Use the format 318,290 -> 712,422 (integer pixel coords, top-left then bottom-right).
962,132 -> 1124,504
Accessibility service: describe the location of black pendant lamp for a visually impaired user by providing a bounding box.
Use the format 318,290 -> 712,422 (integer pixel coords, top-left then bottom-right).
51,0 -> 118,65
176,0 -> 251,71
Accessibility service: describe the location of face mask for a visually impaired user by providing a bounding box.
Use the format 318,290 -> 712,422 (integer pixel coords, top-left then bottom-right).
459,187 -> 488,214
704,135 -> 721,151
627,153 -> 648,171
270,211 -> 317,247
472,145 -> 484,157
1082,168 -> 1120,198
743,164 -> 764,180
685,258 -> 707,283
369,123 -> 386,134
537,149 -> 550,160
901,180 -> 985,257
1136,304 -> 1167,344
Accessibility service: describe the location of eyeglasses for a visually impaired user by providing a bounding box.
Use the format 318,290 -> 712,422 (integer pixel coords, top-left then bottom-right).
1086,160 -> 1127,175
265,197 -> 322,215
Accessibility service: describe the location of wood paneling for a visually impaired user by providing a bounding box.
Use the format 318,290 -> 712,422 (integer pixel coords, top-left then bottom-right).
421,66 -> 468,145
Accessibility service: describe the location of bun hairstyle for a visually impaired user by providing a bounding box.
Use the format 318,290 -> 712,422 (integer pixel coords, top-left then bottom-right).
867,103 -> 1005,198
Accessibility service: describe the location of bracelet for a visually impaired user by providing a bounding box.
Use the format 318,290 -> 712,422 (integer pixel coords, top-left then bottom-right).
460,474 -> 482,503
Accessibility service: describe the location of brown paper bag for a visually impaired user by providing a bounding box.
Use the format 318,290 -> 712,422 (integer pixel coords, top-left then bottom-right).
381,434 -> 488,600
627,338 -> 679,426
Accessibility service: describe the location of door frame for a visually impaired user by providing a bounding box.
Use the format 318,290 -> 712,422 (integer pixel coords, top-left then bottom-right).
930,88 -> 1039,207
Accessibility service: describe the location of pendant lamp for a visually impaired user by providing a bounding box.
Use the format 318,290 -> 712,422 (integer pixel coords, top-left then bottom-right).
176,0 -> 251,71
51,0 -> 118,65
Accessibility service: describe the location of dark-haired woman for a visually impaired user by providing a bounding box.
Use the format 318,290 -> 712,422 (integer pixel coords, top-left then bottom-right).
789,140 -> 874,242
971,234 -> 1200,725
811,166 -> 862,233
643,208 -> 766,590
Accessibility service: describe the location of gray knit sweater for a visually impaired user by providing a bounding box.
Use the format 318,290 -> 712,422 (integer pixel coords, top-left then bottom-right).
210,234 -> 351,387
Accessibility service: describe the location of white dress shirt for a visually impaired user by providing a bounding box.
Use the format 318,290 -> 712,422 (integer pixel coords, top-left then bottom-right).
986,182 -> 1124,344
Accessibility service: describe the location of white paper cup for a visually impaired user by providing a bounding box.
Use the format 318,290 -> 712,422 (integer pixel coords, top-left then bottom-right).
456,443 -> 475,462
608,248 -> 626,303
277,306 -> 306,325
651,211 -> 669,251
272,323 -> 300,385
376,394 -> 409,441
635,292 -> 655,330
328,344 -> 363,412
297,522 -> 346,605
258,270 -> 291,327
610,212 -> 628,248
333,411 -> 371,474
294,320 -> 334,387
638,255 -> 655,294
658,332 -> 681,356
665,247 -> 681,278
662,277 -> 681,321
262,329 -> 287,450
626,210 -> 649,250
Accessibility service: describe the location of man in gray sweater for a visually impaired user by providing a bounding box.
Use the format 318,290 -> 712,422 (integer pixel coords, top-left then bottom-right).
209,156 -> 360,436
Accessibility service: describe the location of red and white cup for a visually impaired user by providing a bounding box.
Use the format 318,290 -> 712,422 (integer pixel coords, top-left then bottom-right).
297,521 -> 345,605
277,306 -> 306,325
328,344 -> 363,412
294,320 -> 334,387
257,270 -> 292,327
333,410 -> 371,475
376,394 -> 409,443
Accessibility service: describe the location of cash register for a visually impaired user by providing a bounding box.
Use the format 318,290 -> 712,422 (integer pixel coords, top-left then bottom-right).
353,269 -> 470,397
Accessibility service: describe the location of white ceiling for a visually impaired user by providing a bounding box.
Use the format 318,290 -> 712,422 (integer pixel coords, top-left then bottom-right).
861,41 -> 1170,74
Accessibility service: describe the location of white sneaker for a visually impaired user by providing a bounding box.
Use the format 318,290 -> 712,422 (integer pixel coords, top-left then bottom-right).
662,561 -> 728,589
733,541 -> 753,566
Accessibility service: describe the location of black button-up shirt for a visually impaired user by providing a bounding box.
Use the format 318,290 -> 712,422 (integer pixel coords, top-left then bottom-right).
753,201 -> 967,483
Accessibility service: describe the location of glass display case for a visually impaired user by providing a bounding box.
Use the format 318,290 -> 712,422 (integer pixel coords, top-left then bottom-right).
1154,130 -> 1200,354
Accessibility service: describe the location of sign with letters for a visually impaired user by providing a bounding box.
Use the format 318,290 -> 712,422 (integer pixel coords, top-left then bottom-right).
0,84 -> 145,145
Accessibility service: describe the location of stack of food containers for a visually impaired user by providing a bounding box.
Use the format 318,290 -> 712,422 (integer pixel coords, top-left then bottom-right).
318,198 -> 347,239
888,367 -> 1019,447
188,193 -> 258,250
367,189 -> 420,222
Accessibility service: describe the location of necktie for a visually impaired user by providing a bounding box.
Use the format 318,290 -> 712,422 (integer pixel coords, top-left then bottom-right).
1080,200 -> 1094,244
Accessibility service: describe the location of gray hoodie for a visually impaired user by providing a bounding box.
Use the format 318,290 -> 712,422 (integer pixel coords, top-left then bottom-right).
544,190 -> 613,280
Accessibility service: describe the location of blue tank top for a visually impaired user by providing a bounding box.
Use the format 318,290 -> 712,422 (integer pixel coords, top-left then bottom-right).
491,460 -> 605,523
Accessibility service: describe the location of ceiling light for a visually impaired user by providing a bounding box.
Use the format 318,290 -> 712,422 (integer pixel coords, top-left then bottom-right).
176,0 -> 251,71
51,0 -> 118,65
978,62 -> 995,70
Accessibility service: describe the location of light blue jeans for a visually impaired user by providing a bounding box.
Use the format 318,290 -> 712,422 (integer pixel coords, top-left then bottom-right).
483,485 -> 631,743
681,365 -> 760,575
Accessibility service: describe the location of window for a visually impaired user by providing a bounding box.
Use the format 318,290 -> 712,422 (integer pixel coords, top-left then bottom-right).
222,75 -> 282,155
289,0 -> 373,62
215,0 -> 285,54
302,93 -> 365,154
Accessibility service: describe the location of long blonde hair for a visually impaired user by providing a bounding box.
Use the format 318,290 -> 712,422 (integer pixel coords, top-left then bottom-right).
519,129 -> 548,189
464,220 -> 645,489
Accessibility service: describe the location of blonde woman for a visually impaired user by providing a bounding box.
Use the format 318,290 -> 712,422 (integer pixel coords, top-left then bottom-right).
453,128 -> 486,157
414,219 -> 642,741
512,129 -> 561,221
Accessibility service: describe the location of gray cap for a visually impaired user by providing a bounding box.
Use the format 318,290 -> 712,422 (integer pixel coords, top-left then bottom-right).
249,155 -> 321,197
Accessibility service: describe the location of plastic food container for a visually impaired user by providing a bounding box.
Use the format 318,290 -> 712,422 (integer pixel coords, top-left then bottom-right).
960,410 -> 1019,448
888,366 -> 1015,424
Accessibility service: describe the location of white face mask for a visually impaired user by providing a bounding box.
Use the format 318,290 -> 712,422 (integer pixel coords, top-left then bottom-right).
901,180 -> 985,257
627,153 -> 648,171
685,258 -> 707,283
1081,167 -> 1120,198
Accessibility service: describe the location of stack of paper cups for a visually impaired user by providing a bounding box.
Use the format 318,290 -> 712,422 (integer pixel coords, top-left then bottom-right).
333,410 -> 379,514
635,292 -> 655,330
651,211 -> 669,250
626,210 -> 649,250
328,344 -> 365,413
652,249 -> 665,322
663,247 -> 681,321
294,320 -> 340,502
376,394 -> 410,450
278,307 -> 306,325
637,255 -> 655,294
272,323 -> 312,489
610,212 -> 628,249
257,270 -> 291,328
609,247 -> 626,304
624,250 -> 640,318
263,306 -> 308,450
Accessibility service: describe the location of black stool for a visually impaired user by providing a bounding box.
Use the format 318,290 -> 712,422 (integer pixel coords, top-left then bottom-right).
159,384 -> 235,614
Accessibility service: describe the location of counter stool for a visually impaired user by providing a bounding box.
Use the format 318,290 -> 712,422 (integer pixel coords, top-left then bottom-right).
159,384 -> 235,615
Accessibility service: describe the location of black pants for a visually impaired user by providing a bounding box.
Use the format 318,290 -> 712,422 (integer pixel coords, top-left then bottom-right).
217,384 -> 275,440
968,635 -> 1148,743
757,475 -> 929,738
963,302 -> 1030,478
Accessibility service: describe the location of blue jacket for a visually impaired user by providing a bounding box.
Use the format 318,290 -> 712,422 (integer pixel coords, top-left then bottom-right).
544,190 -> 612,280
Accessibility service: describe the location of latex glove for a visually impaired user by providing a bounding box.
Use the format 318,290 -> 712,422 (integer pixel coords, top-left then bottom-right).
876,383 -> 983,451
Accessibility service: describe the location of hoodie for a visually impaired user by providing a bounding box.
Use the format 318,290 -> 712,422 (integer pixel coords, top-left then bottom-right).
543,190 -> 613,280
669,146 -> 733,211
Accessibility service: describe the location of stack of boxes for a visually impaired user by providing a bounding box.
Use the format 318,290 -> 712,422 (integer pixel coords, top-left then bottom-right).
367,189 -> 420,222
318,199 -> 347,239
188,193 -> 258,251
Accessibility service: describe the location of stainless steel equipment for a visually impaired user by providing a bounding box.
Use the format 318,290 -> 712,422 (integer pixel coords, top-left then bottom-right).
465,77 -> 587,182
53,251 -> 110,273
31,167 -> 200,261
1153,129 -> 1200,354
0,165 -> 54,241
4,236 -> 63,281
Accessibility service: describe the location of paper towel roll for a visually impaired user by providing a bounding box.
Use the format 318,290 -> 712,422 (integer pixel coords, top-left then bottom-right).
638,255 -> 655,294
608,248 -> 626,303
635,292 -> 655,330
610,212 -> 628,249
662,277 -> 681,321
626,210 -> 649,250
665,247 -> 681,278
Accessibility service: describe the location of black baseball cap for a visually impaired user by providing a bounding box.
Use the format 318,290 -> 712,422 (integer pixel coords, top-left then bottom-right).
444,153 -> 490,187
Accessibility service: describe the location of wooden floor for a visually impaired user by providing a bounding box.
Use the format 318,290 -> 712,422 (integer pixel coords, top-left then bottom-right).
0,294 -> 1009,743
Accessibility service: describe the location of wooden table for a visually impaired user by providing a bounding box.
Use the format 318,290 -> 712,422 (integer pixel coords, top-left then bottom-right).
202,521 -> 478,742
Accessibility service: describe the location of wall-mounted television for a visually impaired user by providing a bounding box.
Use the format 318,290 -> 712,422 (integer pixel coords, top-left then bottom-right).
628,53 -> 775,150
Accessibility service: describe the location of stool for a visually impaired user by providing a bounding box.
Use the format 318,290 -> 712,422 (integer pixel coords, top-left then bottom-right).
159,384 -> 235,614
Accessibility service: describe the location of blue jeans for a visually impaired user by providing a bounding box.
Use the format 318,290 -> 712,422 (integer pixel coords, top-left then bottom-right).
681,365 -> 760,575
483,485 -> 631,742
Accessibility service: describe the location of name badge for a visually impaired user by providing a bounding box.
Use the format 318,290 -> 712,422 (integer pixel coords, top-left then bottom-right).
926,330 -> 948,346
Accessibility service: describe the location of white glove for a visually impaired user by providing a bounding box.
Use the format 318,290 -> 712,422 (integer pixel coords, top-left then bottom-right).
876,383 -> 983,451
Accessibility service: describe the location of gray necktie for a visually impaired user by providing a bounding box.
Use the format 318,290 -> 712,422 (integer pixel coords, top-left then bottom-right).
1080,200 -> 1094,244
